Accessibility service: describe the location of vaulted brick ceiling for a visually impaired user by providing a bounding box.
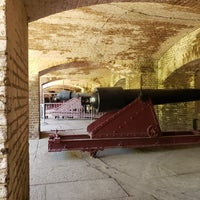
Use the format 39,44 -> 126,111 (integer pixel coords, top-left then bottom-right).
25,1 -> 200,90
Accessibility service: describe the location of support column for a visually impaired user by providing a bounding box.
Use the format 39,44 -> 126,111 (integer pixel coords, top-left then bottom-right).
195,70 -> 200,124
29,74 -> 40,138
0,0 -> 29,199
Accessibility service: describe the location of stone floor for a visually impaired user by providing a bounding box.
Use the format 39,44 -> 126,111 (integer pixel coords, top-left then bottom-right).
30,119 -> 200,200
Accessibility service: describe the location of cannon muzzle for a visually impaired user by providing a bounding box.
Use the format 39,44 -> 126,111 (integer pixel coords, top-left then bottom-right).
89,87 -> 200,112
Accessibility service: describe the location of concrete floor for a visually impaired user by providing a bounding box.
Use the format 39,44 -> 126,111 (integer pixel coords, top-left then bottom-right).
30,119 -> 200,200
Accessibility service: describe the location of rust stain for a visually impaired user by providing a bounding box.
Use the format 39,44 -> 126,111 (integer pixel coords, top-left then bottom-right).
29,2 -> 199,67
103,28 -> 137,36
115,21 -> 194,59
80,6 -> 108,18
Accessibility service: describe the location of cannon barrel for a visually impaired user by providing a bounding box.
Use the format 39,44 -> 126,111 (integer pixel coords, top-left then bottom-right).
56,90 -> 90,101
89,87 -> 200,112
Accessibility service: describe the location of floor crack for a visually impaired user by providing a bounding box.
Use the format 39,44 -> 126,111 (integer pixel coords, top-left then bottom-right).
84,156 -> 131,197
113,177 -> 131,197
34,140 -> 39,161
151,194 -> 160,200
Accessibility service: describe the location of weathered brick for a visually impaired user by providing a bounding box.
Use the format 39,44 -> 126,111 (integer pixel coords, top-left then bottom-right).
0,0 -> 5,7
0,185 -> 7,198
0,24 -> 6,38
158,28 -> 200,84
0,40 -> 6,52
0,127 -> 7,140
0,113 -> 6,126
1,0 -> 29,199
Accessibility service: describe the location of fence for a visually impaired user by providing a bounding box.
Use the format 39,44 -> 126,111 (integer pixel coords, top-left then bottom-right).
40,98 -> 103,120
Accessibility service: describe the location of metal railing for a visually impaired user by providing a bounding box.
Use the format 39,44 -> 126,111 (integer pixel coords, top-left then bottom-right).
40,98 -> 104,120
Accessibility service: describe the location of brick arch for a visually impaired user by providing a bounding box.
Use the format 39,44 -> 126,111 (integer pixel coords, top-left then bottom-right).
39,61 -> 111,94
163,59 -> 200,88
113,78 -> 126,88
38,61 -> 108,77
158,28 -> 200,86
27,0 -> 200,22
158,59 -> 200,132
42,79 -> 84,92
39,60 -> 108,76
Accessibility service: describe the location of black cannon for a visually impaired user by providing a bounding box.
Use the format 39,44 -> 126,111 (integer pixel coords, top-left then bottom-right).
49,87 -> 200,157
88,87 -> 200,112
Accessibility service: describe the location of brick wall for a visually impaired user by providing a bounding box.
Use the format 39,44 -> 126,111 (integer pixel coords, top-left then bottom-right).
157,29 -> 200,131
158,28 -> 200,85
0,1 -> 8,198
29,75 -> 39,138
0,0 -> 29,199
195,71 -> 200,128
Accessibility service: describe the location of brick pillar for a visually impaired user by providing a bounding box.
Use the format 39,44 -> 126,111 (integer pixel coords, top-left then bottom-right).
195,71 -> 200,127
0,1 -> 8,197
29,74 -> 40,138
0,1 -> 29,199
